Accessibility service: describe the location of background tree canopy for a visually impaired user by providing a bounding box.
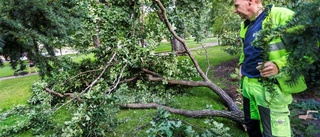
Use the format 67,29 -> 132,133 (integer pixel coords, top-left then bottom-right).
0,0 -> 319,136
0,0 -> 83,71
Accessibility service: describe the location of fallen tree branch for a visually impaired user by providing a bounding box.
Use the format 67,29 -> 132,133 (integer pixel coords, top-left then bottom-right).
143,68 -> 207,86
120,102 -> 244,124
146,74 -> 207,87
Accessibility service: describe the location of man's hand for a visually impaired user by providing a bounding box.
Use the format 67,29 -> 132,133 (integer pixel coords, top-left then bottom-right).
256,61 -> 279,77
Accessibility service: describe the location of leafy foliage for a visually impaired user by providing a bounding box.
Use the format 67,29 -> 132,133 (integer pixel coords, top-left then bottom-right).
252,0 -> 320,87
0,0 -> 83,73
281,1 -> 320,87
0,0 -> 201,136
146,109 -> 231,137
209,0 -> 242,55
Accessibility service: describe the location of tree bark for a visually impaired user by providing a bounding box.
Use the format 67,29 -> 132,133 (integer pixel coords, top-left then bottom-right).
171,35 -> 185,53
120,103 -> 244,124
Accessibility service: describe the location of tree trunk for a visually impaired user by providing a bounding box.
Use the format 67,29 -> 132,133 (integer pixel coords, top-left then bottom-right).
140,4 -> 146,47
170,34 -> 186,54
93,35 -> 101,48
59,47 -> 62,56
93,21 -> 101,48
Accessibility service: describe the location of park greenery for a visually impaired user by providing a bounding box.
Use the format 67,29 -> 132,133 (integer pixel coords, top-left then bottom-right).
0,0 -> 319,136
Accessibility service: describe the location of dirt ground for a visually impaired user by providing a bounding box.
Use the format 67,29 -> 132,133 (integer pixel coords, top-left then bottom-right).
213,58 -> 320,137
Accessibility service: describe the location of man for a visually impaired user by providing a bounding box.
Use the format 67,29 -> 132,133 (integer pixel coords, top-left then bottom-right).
233,0 -> 300,136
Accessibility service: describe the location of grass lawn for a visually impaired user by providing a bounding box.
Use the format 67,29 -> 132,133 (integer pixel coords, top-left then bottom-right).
154,37 -> 217,53
0,38 -> 247,136
0,62 -> 14,78
0,75 -> 40,111
0,61 -> 32,78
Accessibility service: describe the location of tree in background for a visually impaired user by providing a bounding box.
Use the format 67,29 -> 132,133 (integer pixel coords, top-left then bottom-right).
0,0 -> 84,75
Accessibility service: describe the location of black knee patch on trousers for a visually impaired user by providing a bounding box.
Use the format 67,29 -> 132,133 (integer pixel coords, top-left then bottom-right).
258,105 -> 272,137
243,97 -> 262,137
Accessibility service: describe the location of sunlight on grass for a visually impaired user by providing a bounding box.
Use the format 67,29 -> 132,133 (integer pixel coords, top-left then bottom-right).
0,75 -> 39,111
192,46 -> 238,69
170,87 -> 224,110
108,109 -> 156,136
0,64 -> 14,78
68,53 -> 95,63
154,37 -> 217,53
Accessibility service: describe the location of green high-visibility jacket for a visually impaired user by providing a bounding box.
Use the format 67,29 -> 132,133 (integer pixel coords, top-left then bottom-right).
239,5 -> 307,93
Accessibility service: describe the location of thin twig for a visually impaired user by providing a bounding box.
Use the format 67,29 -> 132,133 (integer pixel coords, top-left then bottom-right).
199,43 -> 211,76
63,68 -> 104,86
105,64 -> 128,94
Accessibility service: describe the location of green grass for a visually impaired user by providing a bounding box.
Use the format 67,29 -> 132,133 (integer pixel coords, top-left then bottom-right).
110,109 -> 157,136
192,46 -> 237,69
67,53 -> 94,63
0,63 -> 14,78
0,74 -> 39,136
154,37 -> 217,53
0,61 -> 30,78
0,75 -> 40,111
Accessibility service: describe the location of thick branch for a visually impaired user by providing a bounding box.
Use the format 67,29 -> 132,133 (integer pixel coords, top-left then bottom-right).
121,103 -> 244,124
143,68 -> 207,86
146,74 -> 207,87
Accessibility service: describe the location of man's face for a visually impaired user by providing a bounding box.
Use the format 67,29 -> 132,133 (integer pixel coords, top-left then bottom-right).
234,0 -> 252,20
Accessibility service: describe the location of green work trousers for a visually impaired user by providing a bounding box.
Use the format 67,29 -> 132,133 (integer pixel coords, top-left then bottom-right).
241,76 -> 293,137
